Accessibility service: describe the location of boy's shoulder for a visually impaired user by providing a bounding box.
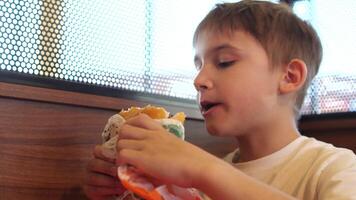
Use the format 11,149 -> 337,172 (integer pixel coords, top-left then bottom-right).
224,136 -> 356,166
298,137 -> 356,199
224,136 -> 356,199
223,136 -> 356,182
298,136 -> 356,164
269,136 -> 356,173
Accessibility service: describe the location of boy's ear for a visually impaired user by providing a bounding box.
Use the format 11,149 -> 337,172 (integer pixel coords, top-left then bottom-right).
279,59 -> 308,94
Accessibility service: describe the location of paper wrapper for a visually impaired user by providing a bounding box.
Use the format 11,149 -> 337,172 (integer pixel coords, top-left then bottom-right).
101,114 -> 203,200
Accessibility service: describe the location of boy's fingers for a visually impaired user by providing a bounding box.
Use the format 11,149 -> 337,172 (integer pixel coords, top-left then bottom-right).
87,158 -> 117,177
93,145 -> 116,163
86,172 -> 120,188
125,113 -> 164,131
83,185 -> 125,198
116,142 -> 144,166
119,124 -> 149,140
117,139 -> 143,152
116,148 -> 143,166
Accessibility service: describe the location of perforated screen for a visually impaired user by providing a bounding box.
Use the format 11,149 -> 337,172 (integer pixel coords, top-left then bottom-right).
0,0 -> 355,114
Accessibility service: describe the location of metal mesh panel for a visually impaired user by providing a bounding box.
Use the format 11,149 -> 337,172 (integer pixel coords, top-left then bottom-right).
0,0 -> 355,114
302,75 -> 356,114
0,0 -> 196,99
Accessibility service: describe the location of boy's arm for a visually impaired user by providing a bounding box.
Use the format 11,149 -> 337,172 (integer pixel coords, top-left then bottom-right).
117,114 -> 297,199
195,159 -> 297,200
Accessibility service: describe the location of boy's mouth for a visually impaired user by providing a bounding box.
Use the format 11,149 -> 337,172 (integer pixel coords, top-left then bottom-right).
200,101 -> 220,114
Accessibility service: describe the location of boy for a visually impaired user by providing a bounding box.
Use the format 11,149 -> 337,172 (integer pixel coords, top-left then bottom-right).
84,1 -> 356,199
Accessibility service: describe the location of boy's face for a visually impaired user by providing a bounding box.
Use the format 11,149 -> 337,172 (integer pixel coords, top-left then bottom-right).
194,30 -> 283,137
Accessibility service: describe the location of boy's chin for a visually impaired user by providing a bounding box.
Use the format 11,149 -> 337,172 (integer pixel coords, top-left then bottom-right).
206,124 -> 234,137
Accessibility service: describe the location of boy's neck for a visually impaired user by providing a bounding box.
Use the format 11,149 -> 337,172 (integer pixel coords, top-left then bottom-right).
235,116 -> 300,163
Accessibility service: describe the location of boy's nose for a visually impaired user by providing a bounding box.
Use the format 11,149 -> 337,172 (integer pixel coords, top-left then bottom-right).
194,68 -> 213,91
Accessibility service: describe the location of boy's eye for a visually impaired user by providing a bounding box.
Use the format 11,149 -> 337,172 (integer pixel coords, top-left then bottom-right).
195,64 -> 202,71
218,60 -> 235,68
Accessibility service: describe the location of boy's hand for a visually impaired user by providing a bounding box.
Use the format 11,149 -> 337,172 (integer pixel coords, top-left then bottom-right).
84,145 -> 125,200
116,113 -> 219,188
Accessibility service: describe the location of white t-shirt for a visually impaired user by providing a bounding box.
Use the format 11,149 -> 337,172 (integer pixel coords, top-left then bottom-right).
224,136 -> 356,200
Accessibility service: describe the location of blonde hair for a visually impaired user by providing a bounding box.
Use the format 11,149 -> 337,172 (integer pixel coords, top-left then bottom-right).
193,0 -> 322,118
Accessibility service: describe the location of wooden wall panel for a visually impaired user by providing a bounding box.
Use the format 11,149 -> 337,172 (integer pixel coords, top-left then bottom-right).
0,97 -> 111,200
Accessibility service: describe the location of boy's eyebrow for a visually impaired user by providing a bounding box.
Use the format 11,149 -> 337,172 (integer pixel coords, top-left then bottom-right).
194,44 -> 241,60
194,44 -> 242,67
210,43 -> 242,53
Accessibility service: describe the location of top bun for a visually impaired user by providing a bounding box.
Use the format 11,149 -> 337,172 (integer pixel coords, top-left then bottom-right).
119,105 -> 186,123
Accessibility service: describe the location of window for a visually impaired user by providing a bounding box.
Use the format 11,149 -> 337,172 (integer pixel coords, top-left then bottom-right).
0,0 -> 355,114
293,0 -> 356,114
0,0 -> 210,104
